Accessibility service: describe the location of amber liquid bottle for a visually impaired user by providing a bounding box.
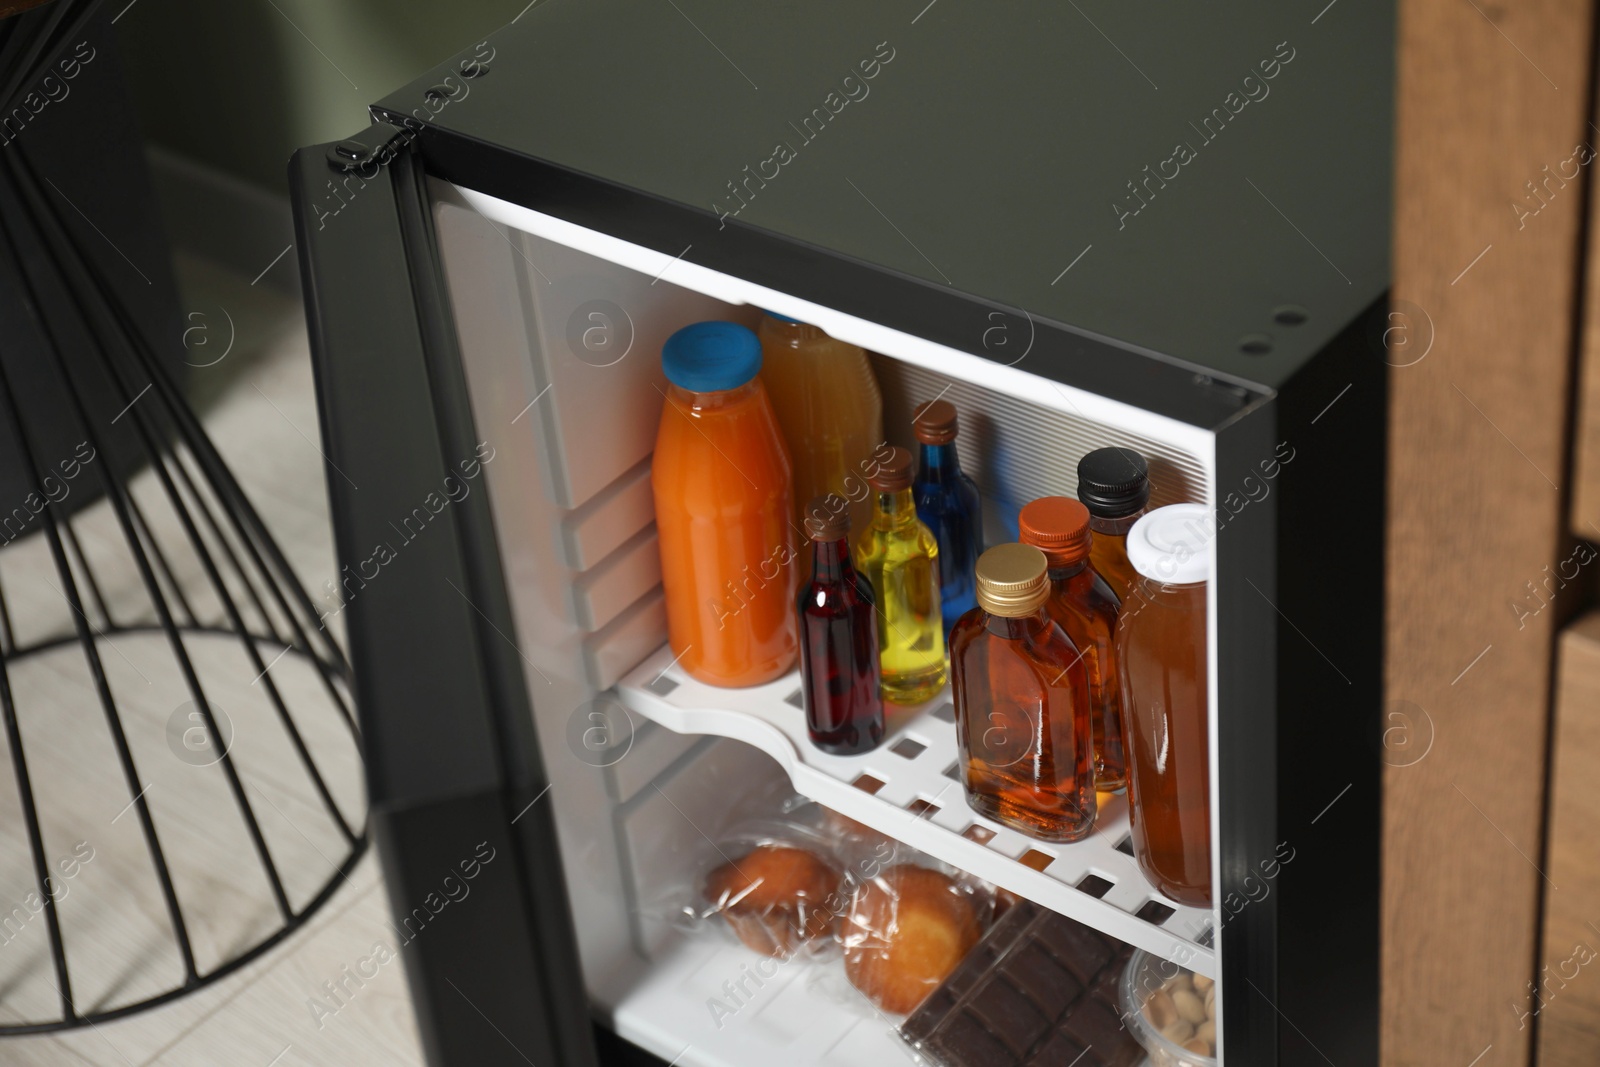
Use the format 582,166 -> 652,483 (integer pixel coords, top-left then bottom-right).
951,543 -> 1096,842
1018,496 -> 1126,793
1116,504 -> 1212,907
796,496 -> 884,755
1077,447 -> 1150,603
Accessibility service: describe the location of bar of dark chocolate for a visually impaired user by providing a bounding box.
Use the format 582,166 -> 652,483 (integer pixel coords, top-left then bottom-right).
898,901 -> 1144,1067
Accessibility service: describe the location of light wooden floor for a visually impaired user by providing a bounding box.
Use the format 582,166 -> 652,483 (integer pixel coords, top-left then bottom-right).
3,255 -> 426,1066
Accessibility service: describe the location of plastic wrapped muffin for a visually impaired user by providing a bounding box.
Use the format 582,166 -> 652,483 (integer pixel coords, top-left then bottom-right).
702,841 -> 843,958
841,863 -> 986,1014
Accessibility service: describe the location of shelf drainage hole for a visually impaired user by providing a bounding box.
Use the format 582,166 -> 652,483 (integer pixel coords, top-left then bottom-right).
1114,835 -> 1135,857
646,676 -> 679,697
891,738 -> 926,759
1135,900 -> 1176,925
942,762 -> 961,782
1239,334 -> 1273,356
906,798 -> 940,819
961,824 -> 996,845
1020,849 -> 1055,873
852,773 -> 886,795
931,702 -> 956,723
784,689 -> 804,709
1076,874 -> 1114,899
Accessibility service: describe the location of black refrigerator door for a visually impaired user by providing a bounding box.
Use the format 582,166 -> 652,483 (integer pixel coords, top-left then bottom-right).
289,127 -> 605,1067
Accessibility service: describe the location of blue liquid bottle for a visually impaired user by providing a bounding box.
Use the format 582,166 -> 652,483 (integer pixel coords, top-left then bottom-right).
911,399 -> 982,637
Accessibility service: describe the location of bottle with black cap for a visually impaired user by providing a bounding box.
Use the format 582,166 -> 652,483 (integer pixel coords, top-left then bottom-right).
796,495 -> 884,755
1076,447 -> 1150,602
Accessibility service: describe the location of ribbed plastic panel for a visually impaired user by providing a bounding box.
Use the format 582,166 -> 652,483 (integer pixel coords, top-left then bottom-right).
871,355 -> 1208,544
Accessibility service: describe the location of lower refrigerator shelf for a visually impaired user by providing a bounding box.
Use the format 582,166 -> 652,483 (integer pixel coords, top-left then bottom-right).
612,934 -> 915,1067
614,643 -> 1216,979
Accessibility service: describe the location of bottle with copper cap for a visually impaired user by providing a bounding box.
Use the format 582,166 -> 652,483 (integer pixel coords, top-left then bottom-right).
950,543 -> 1096,842
854,446 -> 947,705
1076,447 -> 1151,602
1018,496 -> 1126,793
911,399 -> 982,637
796,495 -> 884,755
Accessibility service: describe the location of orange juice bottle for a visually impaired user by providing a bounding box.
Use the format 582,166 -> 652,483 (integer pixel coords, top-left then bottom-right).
653,321 -> 799,687
757,313 -> 884,547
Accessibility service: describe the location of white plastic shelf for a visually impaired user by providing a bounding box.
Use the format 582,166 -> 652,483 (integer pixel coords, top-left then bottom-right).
613,934 -> 915,1067
614,644 -> 1216,978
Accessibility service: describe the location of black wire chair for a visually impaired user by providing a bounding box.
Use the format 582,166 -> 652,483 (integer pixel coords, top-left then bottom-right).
0,0 -> 365,1034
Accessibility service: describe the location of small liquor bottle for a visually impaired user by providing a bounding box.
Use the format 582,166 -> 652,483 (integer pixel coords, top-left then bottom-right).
1018,496 -> 1126,793
912,400 -> 982,638
796,495 -> 885,755
1076,447 -> 1150,603
855,446 -> 947,705
1117,504 -> 1212,907
951,543 -> 1096,842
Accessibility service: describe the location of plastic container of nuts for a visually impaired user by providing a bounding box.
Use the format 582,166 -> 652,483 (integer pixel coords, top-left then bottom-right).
1118,950 -> 1218,1066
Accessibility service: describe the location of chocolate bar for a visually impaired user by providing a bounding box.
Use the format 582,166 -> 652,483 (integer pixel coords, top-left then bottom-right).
899,901 -> 1143,1067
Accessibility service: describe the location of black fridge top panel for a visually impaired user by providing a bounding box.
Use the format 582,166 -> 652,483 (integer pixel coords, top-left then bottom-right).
373,0 -> 1391,394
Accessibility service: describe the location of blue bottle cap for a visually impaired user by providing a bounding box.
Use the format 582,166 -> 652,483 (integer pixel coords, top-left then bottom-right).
760,308 -> 804,325
661,321 -> 763,392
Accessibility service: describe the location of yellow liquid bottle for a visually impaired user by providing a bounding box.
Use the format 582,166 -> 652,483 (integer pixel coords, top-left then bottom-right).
758,313 -> 884,547
854,447 -> 947,705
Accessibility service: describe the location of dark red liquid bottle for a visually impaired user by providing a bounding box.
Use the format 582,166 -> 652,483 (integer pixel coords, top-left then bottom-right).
797,495 -> 884,754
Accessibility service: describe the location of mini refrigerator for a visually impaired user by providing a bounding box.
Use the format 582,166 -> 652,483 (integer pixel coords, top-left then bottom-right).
289,2 -> 1391,1064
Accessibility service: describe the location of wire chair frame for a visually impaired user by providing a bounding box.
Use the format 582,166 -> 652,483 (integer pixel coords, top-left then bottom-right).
0,0 -> 367,1035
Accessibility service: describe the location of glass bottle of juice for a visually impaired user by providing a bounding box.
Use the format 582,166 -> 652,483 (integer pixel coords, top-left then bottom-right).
1076,447 -> 1150,602
854,446 -> 947,705
1116,503 -> 1212,907
1017,496 -> 1126,793
951,543 -> 1096,842
652,321 -> 798,687
911,399 -> 982,639
796,495 -> 884,755
757,313 -> 884,546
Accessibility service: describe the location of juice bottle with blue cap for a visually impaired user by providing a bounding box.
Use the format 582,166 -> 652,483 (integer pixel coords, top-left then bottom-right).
653,321 -> 798,687
757,312 -> 883,547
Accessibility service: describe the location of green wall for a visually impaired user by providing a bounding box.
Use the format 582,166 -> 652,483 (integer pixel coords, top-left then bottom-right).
118,0 -> 513,193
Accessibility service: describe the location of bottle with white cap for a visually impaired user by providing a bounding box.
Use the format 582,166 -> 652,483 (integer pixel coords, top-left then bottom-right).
1116,503 -> 1213,908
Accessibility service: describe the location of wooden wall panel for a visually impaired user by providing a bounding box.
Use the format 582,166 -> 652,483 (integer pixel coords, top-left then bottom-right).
1538,612 -> 1600,1065
1388,1 -> 1593,1064
1575,190 -> 1600,540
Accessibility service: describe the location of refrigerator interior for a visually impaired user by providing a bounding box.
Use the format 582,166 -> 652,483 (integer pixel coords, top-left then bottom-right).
428,180 -> 1224,1066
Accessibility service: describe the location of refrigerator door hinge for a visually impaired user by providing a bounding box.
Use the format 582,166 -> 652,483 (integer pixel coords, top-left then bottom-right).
325,122 -> 412,173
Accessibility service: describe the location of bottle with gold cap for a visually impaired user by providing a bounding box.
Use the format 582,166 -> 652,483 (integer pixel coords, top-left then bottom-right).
854,446 -> 947,705
911,399 -> 982,637
1018,496 -> 1126,793
796,495 -> 884,755
951,543 -> 1096,842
